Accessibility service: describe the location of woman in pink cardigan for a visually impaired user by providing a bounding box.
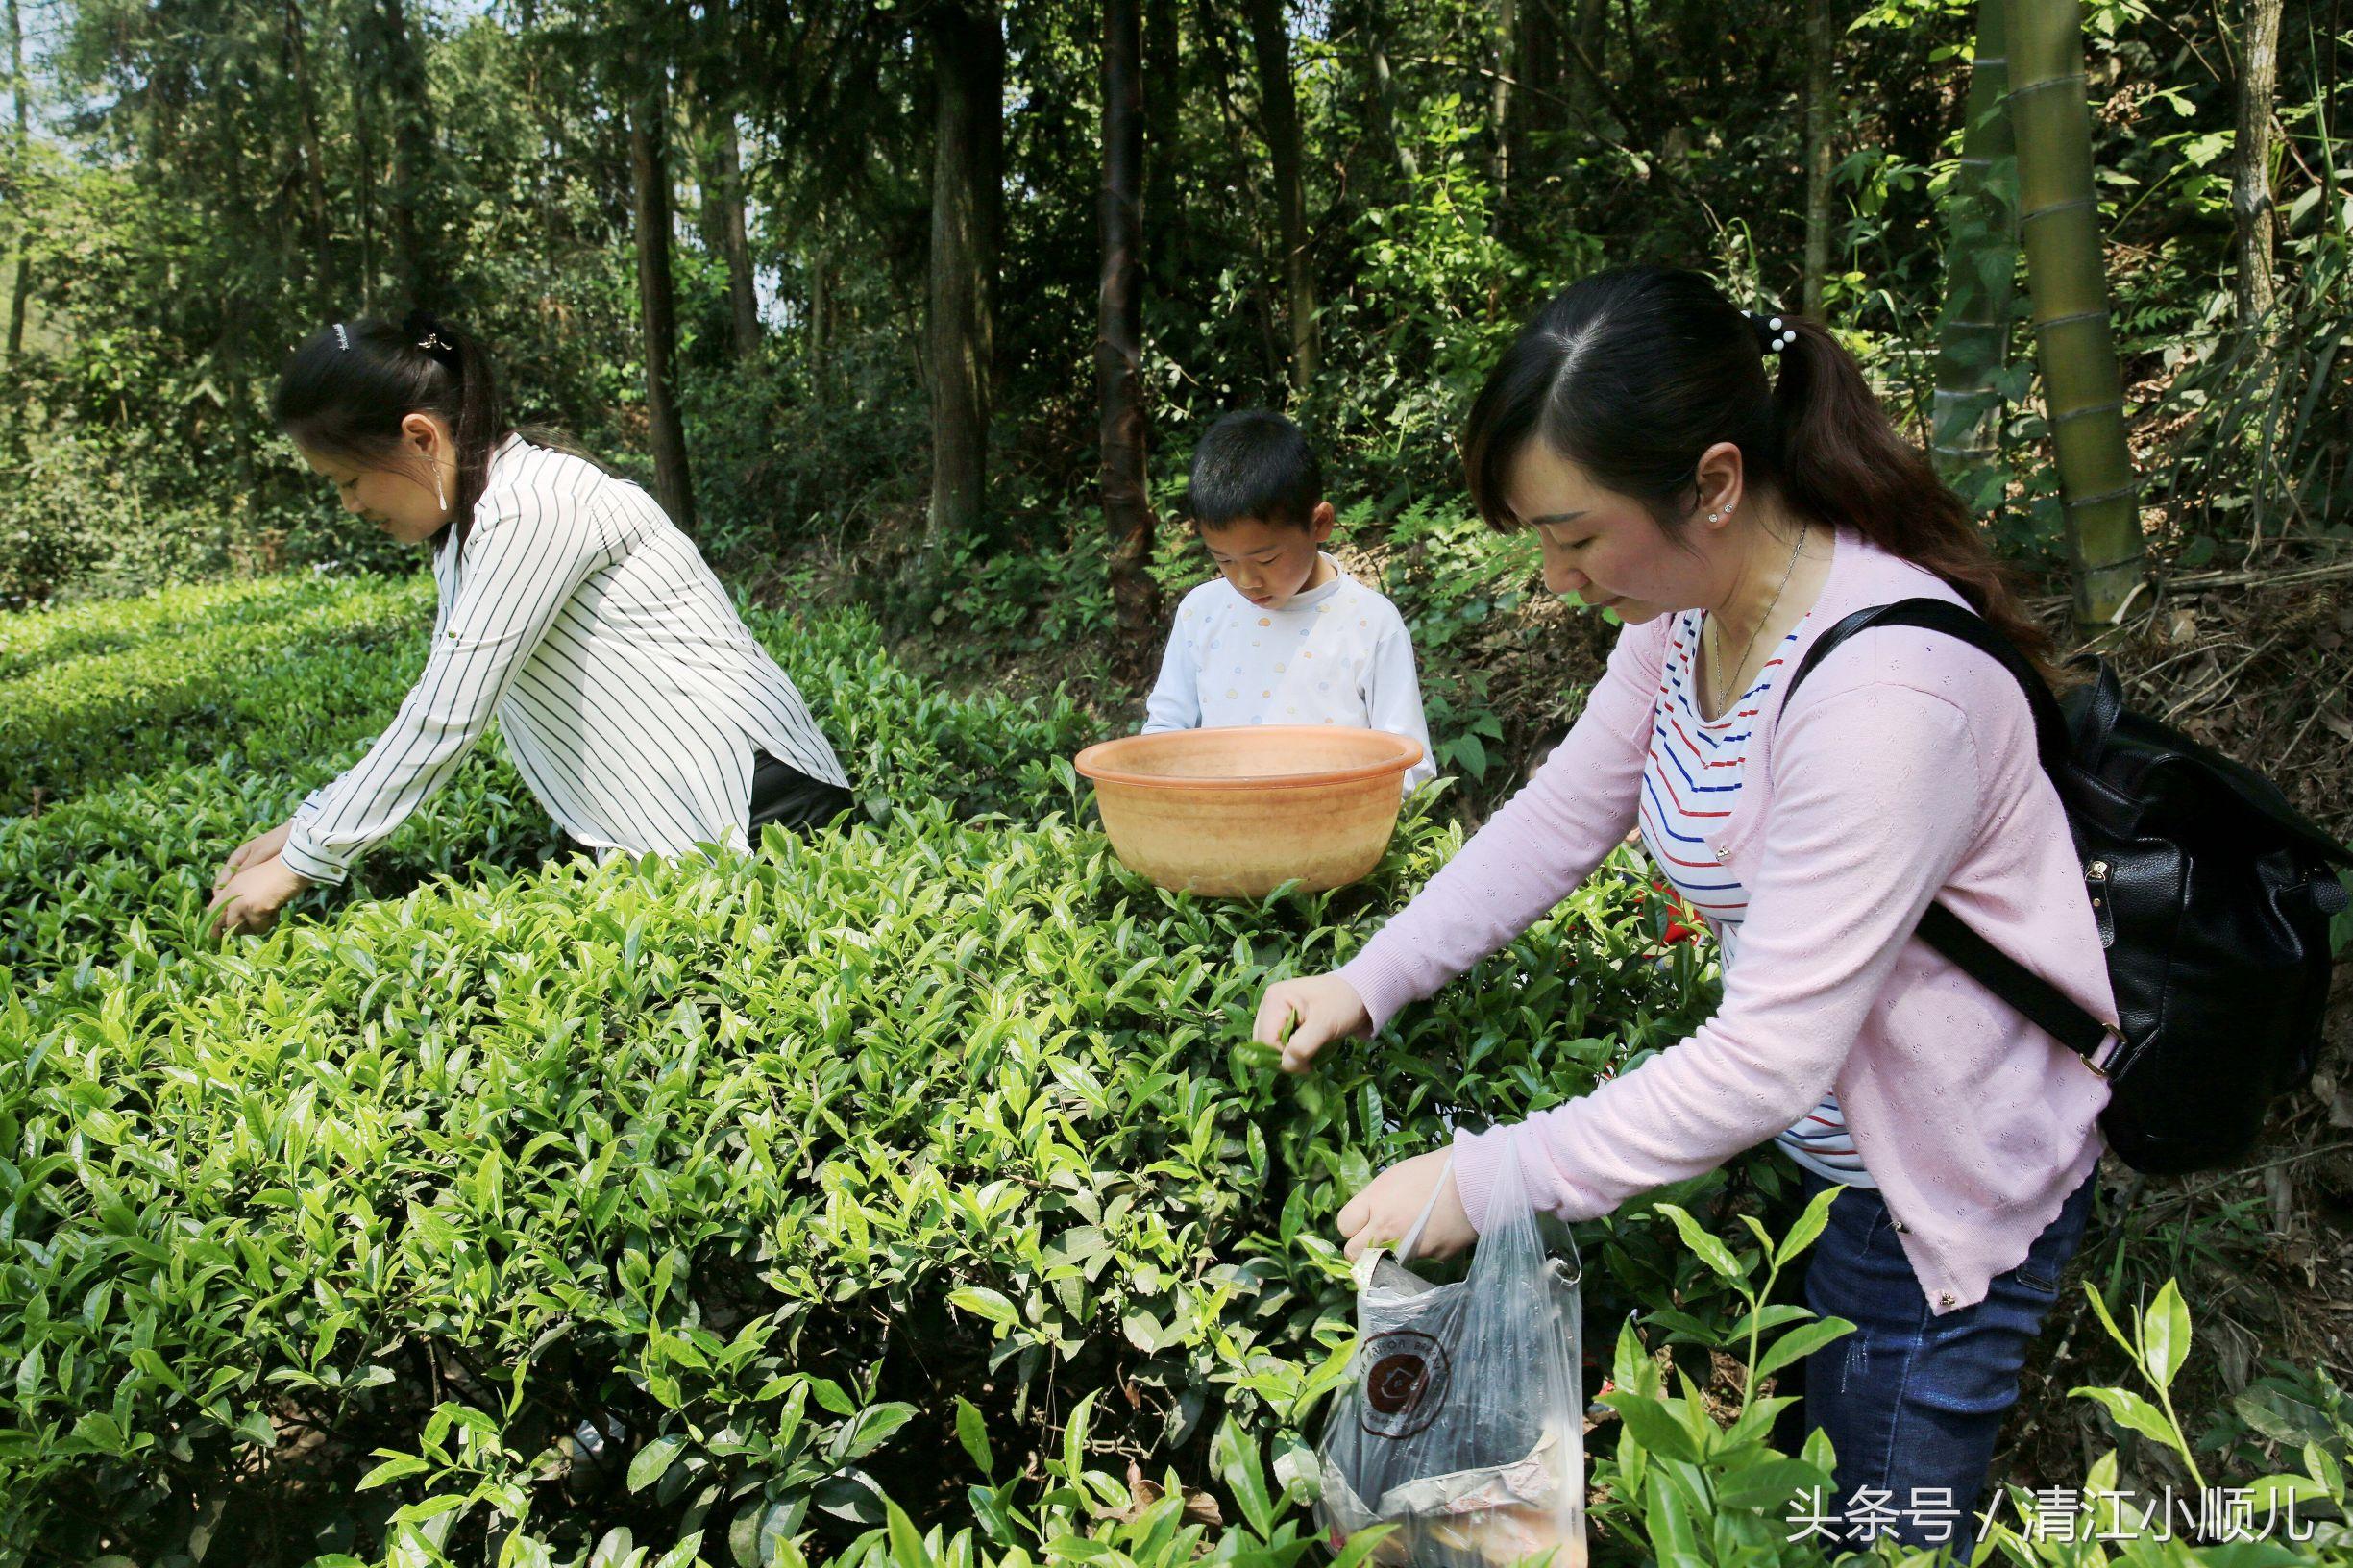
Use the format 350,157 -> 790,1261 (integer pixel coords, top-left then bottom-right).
1259,267 -> 2115,1546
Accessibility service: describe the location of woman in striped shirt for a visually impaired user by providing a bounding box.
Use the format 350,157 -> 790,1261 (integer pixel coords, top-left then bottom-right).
208,313 -> 853,936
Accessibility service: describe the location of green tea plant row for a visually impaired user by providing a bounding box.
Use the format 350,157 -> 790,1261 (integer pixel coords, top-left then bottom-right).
0,573 -> 364,684
0,576 -> 1097,988
0,576 -> 433,811
0,572 -> 1098,823
0,789 -> 1717,1563
5,575 -> 2348,1568
0,578 -> 1731,1554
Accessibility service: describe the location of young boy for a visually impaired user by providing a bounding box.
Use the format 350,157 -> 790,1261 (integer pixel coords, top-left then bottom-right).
1142,410 -> 1436,792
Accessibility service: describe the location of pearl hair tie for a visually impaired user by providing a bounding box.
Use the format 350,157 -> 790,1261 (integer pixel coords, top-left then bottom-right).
1749,311 -> 1798,354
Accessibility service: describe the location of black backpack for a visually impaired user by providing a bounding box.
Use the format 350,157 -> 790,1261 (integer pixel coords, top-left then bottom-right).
1785,598 -> 2352,1176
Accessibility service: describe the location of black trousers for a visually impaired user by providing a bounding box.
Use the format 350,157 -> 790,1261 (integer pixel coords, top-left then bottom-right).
746,748 -> 857,836
549,750 -> 855,864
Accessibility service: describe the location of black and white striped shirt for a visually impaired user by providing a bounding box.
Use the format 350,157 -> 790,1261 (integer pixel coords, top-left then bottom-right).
282,435 -> 848,884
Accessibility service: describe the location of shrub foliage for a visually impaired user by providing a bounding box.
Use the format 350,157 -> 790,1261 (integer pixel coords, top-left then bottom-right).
2,577 -> 2347,1567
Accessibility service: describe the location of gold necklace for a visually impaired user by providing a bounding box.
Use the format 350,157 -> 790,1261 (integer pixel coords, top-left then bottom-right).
1708,521 -> 1807,715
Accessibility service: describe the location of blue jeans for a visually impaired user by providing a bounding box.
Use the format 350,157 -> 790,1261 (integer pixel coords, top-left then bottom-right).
1793,1166 -> 2098,1550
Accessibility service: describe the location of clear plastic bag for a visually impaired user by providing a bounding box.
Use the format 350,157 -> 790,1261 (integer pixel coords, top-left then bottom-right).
1315,1144 -> 1586,1568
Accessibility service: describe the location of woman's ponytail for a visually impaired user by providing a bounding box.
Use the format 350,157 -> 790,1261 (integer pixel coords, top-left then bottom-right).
1767,317 -> 2057,678
1462,266 -> 2059,683
274,310 -> 512,550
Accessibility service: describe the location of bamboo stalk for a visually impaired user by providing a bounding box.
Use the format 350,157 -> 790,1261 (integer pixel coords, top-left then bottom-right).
2008,0 -> 2145,626
1930,0 -> 2018,489
2232,0 -> 2284,330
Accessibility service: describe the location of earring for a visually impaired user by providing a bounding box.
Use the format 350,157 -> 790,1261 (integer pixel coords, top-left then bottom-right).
435,473 -> 448,511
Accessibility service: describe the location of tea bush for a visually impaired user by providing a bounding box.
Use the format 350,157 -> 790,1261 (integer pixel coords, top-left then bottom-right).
0,575 -> 1097,823
0,576 -> 1098,986
4,578 -> 2348,1568
0,787 -> 1710,1561
0,575 -> 431,812
0,575 -> 357,681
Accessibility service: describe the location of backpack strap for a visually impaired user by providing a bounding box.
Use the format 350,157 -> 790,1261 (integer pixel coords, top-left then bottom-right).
1915,903 -> 2112,1062
1780,598 -> 2113,1067
2066,655 -> 2128,769
1784,599 -> 2074,774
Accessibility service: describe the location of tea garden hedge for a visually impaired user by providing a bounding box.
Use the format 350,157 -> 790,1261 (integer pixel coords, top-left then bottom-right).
3,576 -> 2349,1568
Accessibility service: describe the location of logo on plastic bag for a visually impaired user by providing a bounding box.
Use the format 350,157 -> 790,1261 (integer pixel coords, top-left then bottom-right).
1359,1329 -> 1451,1438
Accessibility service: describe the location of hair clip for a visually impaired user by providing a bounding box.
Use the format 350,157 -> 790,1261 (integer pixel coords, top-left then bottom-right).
1750,311 -> 1798,354
417,331 -> 448,353
332,323 -> 350,351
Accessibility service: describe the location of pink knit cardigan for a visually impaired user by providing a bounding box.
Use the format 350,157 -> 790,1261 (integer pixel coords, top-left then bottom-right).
1337,529 -> 2115,1313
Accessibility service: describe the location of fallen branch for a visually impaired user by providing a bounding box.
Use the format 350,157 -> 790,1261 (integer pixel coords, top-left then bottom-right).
2162,626 -> 2295,723
2031,557 -> 2353,615
2278,691 -> 2342,771
2132,1141 -> 2353,1215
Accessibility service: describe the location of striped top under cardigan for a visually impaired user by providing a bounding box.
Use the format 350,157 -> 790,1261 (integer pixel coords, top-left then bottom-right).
1639,607 -> 1874,1186
282,435 -> 848,884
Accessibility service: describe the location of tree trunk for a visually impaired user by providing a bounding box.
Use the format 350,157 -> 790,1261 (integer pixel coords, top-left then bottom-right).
2231,0 -> 2283,331
6,0 -> 29,358
1196,0 -> 1287,385
515,0 -> 562,241
700,0 -> 760,360
2009,0 -> 2142,625
1563,0 -> 1609,132
1490,0 -> 1514,199
376,0 -> 444,308
808,219 -> 833,406
924,0 -> 1003,558
1143,0 -> 1181,289
1930,0 -> 2018,487
283,0 -> 333,281
1802,0 -> 1836,316
629,61 -> 696,533
1101,0 -> 1160,650
1508,0 -> 1556,192
1365,0 -> 1419,182
344,6 -> 379,309
1244,0 -> 1317,384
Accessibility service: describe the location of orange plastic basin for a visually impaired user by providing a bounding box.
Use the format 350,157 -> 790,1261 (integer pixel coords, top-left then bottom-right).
1072,726 -> 1424,897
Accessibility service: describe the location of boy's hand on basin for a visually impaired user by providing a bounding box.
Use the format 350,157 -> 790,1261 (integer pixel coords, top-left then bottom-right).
1256,975 -> 1370,1073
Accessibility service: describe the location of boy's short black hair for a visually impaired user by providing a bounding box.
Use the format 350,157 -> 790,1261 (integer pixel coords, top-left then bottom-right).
1187,410 -> 1324,530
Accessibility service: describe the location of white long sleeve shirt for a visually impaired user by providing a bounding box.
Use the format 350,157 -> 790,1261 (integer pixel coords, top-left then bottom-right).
1140,557 -> 1436,791
281,435 -> 847,884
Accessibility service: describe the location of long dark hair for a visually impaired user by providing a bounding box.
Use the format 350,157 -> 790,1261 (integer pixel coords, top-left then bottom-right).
1462,265 -> 2056,674
272,309 -> 510,548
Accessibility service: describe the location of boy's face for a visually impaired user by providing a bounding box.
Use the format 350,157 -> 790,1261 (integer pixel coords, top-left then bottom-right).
1199,502 -> 1336,610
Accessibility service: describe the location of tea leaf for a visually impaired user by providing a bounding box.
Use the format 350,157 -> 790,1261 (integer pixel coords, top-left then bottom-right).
1655,1203 -> 1744,1283
627,1434 -> 687,1494
2071,1386 -> 2180,1450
